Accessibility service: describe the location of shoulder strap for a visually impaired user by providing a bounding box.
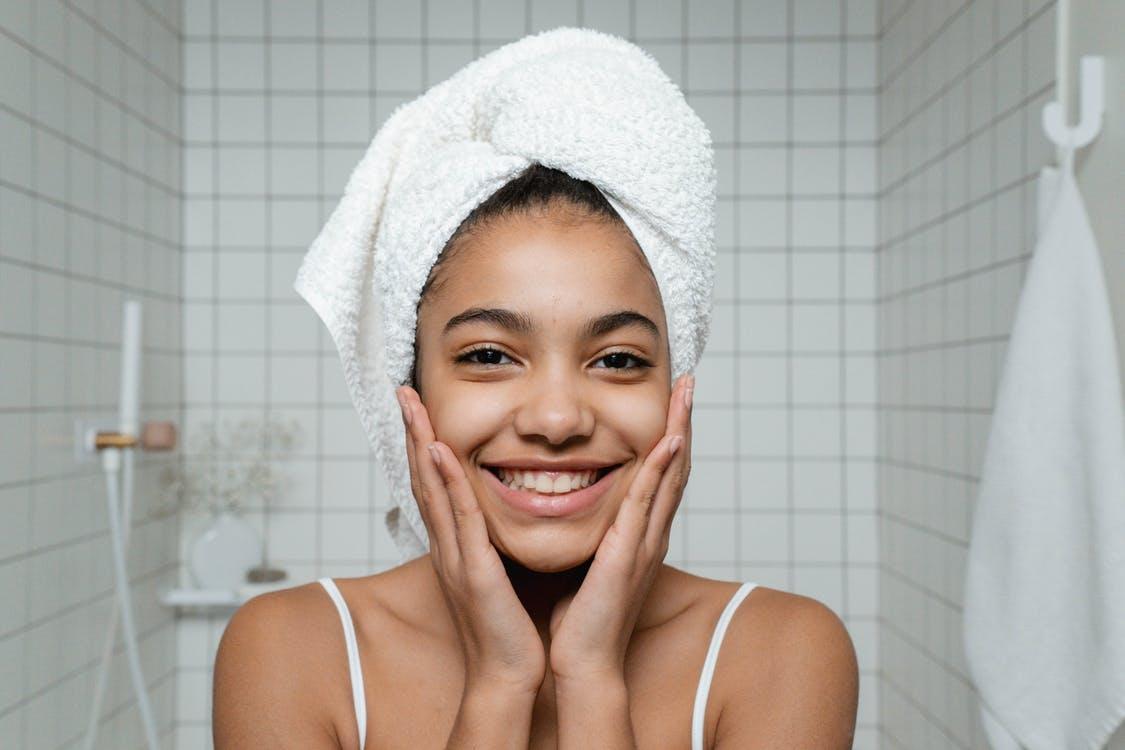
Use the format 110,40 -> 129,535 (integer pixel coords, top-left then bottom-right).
318,577 -> 367,750
691,582 -> 757,750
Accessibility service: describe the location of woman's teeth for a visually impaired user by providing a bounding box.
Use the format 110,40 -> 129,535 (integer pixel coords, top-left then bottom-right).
496,468 -> 597,494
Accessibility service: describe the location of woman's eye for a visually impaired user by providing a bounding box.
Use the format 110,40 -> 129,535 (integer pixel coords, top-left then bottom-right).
456,347 -> 513,367
595,351 -> 652,370
455,348 -> 652,371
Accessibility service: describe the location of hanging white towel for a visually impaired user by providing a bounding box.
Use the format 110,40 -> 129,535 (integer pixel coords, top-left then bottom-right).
963,163 -> 1125,750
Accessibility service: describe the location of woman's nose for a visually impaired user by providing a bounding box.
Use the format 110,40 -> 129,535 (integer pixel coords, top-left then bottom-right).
511,373 -> 595,446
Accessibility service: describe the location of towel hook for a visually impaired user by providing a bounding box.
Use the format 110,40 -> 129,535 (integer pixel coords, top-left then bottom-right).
1042,55 -> 1105,152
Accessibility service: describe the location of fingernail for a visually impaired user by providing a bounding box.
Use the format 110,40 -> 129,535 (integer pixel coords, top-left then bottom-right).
669,436 -> 683,456
398,392 -> 412,426
683,375 -> 695,409
427,443 -> 441,466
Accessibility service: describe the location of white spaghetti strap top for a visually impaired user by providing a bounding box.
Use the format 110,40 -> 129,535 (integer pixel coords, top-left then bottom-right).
691,581 -> 758,750
318,577 -> 367,750
318,577 -> 756,750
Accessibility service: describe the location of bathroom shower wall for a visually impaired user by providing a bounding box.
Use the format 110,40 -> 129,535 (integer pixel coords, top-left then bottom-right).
0,1 -> 183,749
176,0 -> 879,747
876,0 -> 1057,747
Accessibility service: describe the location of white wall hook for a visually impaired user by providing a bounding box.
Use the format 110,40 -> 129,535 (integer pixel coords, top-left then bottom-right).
1042,55 -> 1105,150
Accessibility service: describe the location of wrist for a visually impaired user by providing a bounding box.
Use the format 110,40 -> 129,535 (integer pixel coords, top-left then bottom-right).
552,668 -> 628,696
450,683 -> 537,750
553,671 -> 634,746
462,679 -> 540,708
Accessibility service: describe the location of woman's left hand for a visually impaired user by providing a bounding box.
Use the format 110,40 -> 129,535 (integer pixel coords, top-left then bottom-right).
547,372 -> 695,684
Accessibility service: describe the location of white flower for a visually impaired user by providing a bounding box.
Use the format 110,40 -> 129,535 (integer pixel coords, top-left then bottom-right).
156,415 -> 303,517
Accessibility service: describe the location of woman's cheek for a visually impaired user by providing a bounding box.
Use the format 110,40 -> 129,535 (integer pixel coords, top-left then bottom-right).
425,391 -> 503,456
598,388 -> 668,448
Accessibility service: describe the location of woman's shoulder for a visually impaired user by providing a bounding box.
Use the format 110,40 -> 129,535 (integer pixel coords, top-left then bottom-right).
664,566 -> 854,678
217,577 -> 350,679
213,579 -> 363,748
659,565 -> 841,630
658,567 -> 856,674
649,565 -> 793,629
668,569 -> 859,747
227,575 -> 365,640
241,569 -> 419,648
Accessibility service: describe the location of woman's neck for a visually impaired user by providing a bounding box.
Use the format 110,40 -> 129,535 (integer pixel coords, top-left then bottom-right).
413,550 -> 681,650
498,549 -> 593,636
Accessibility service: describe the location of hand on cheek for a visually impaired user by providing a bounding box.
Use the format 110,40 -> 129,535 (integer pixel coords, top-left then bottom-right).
546,372 -> 694,683
396,386 -> 547,696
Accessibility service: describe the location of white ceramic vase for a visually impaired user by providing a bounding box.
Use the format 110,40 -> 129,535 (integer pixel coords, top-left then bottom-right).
189,510 -> 262,590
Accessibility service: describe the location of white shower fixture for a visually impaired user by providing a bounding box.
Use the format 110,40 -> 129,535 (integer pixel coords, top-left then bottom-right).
77,299 -> 176,750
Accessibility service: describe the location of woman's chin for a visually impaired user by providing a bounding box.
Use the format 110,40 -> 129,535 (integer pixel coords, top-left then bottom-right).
493,531 -> 600,573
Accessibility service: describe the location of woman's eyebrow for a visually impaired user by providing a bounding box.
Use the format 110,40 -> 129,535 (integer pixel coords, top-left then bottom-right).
442,307 -> 660,343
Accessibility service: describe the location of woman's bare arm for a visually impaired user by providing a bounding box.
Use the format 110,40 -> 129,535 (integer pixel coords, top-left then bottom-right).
716,595 -> 859,749
213,591 -> 341,749
554,673 -> 636,749
444,684 -> 538,748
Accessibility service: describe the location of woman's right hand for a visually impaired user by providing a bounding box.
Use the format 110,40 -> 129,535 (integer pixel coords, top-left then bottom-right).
396,385 -> 547,698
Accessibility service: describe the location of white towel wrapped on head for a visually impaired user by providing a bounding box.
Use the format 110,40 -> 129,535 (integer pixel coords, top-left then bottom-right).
293,27 -> 717,562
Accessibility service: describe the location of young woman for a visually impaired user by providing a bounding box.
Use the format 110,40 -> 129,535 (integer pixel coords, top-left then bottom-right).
212,165 -> 859,749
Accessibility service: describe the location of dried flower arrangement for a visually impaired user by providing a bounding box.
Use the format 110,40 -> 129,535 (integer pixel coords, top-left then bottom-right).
157,415 -> 303,517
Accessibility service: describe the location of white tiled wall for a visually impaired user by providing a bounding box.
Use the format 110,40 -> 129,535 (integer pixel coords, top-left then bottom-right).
876,1 -> 1059,747
3,2 -> 1113,748
7,0 -> 1101,747
0,1 -> 183,748
177,1 -> 879,747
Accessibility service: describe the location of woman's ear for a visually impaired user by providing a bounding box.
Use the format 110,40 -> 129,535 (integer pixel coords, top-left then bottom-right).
408,348 -> 421,397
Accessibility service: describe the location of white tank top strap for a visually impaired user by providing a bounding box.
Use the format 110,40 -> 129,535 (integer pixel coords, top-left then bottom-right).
691,581 -> 758,750
318,577 -> 368,750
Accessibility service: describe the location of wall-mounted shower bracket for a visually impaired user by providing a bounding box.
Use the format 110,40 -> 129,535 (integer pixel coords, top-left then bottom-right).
74,418 -> 177,463
74,418 -> 123,463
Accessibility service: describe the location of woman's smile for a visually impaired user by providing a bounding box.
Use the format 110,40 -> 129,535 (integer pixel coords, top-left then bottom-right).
480,461 -> 627,518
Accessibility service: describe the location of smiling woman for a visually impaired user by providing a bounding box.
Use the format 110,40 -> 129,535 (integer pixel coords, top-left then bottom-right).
407,164 -> 673,568
212,27 -> 858,750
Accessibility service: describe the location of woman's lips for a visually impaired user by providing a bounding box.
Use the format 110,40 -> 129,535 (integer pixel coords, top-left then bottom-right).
481,464 -> 623,518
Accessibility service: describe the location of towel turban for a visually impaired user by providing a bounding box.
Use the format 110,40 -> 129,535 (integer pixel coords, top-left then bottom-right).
294,27 -> 717,562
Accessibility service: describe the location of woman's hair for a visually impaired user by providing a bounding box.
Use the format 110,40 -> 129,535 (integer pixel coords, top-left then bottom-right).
409,163 -> 635,391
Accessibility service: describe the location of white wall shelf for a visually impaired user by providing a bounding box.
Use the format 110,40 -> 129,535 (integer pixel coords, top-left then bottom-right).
158,581 -> 294,610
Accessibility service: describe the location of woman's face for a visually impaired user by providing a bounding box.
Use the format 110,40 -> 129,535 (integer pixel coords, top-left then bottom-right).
414,205 -> 672,572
